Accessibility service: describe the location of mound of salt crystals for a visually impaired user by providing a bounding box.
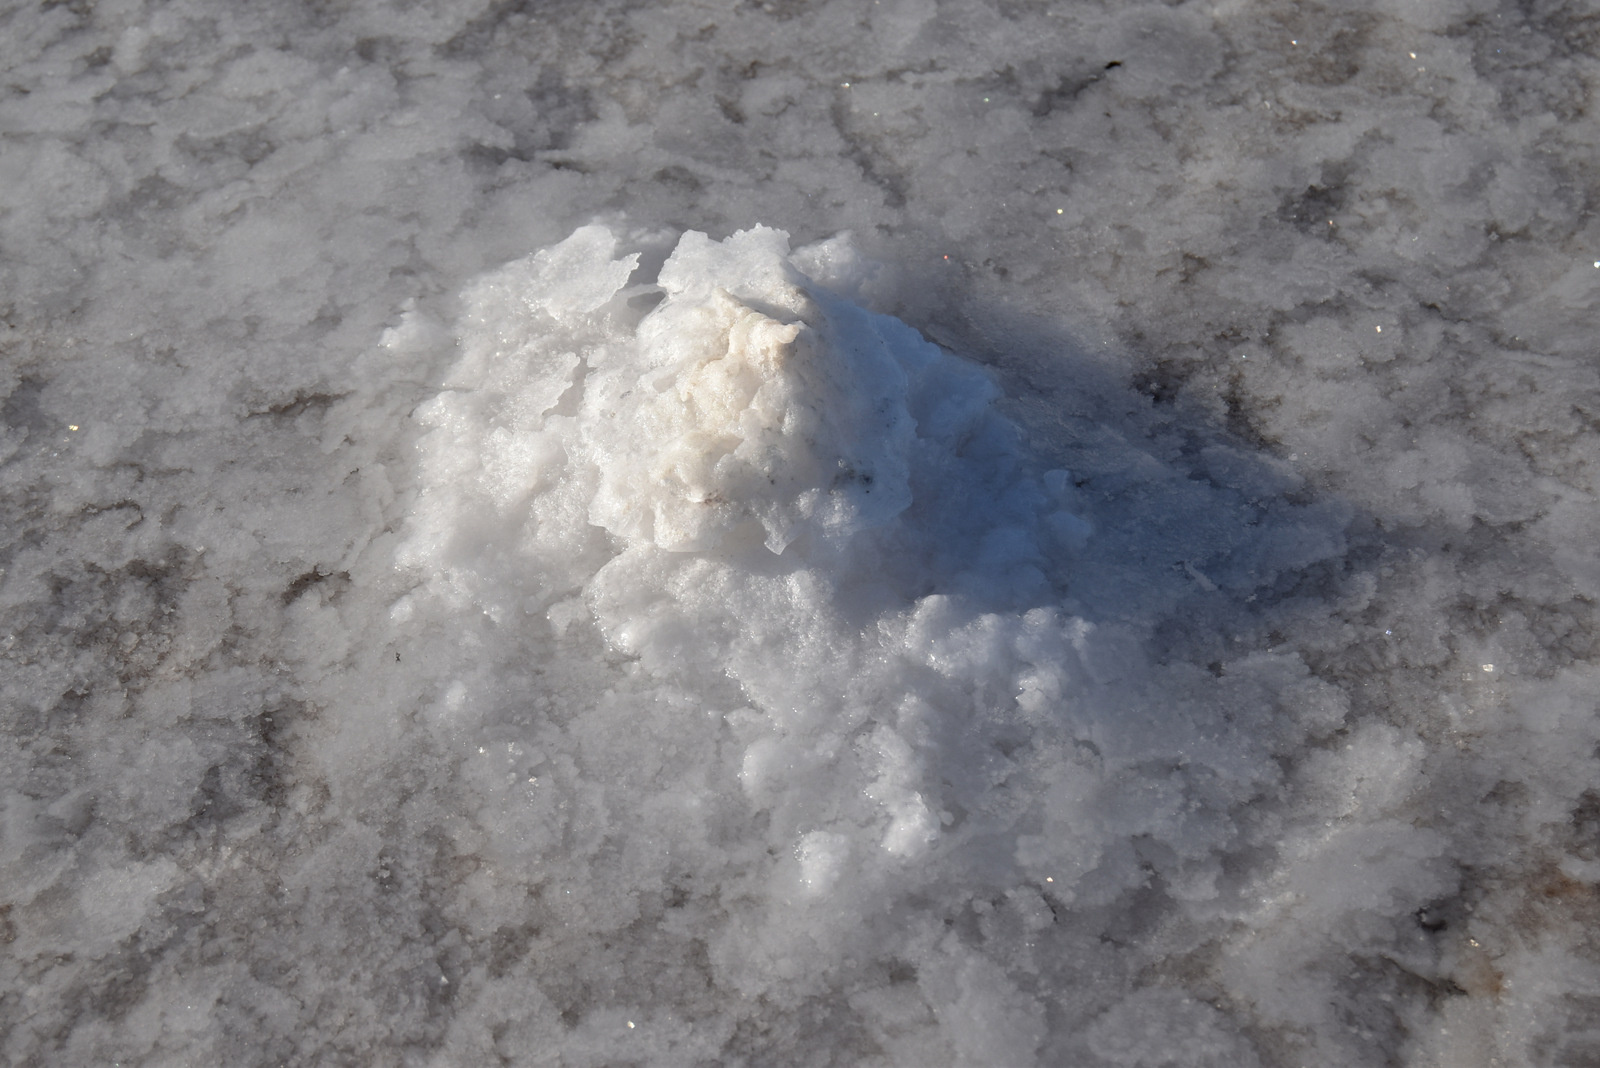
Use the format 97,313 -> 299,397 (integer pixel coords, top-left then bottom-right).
387,226 -> 1354,1063
399,223 -> 1082,676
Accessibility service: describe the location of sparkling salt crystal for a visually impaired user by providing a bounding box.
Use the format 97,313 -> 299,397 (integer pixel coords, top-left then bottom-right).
796,830 -> 851,897
519,224 -> 640,321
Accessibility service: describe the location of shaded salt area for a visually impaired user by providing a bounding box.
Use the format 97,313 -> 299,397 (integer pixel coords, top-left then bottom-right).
2,0 -> 1600,1066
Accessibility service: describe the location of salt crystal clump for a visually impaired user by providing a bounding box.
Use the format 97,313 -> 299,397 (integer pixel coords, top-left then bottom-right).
398,222 -> 1046,646
584,227 -> 915,554
389,225 -> 1357,1064
396,223 -> 1086,990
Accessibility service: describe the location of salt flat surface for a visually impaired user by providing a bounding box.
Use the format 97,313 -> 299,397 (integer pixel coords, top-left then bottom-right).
2,1 -> 1599,1065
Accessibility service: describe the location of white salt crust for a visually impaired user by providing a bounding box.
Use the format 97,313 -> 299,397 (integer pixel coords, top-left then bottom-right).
4,1 -> 1600,1064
